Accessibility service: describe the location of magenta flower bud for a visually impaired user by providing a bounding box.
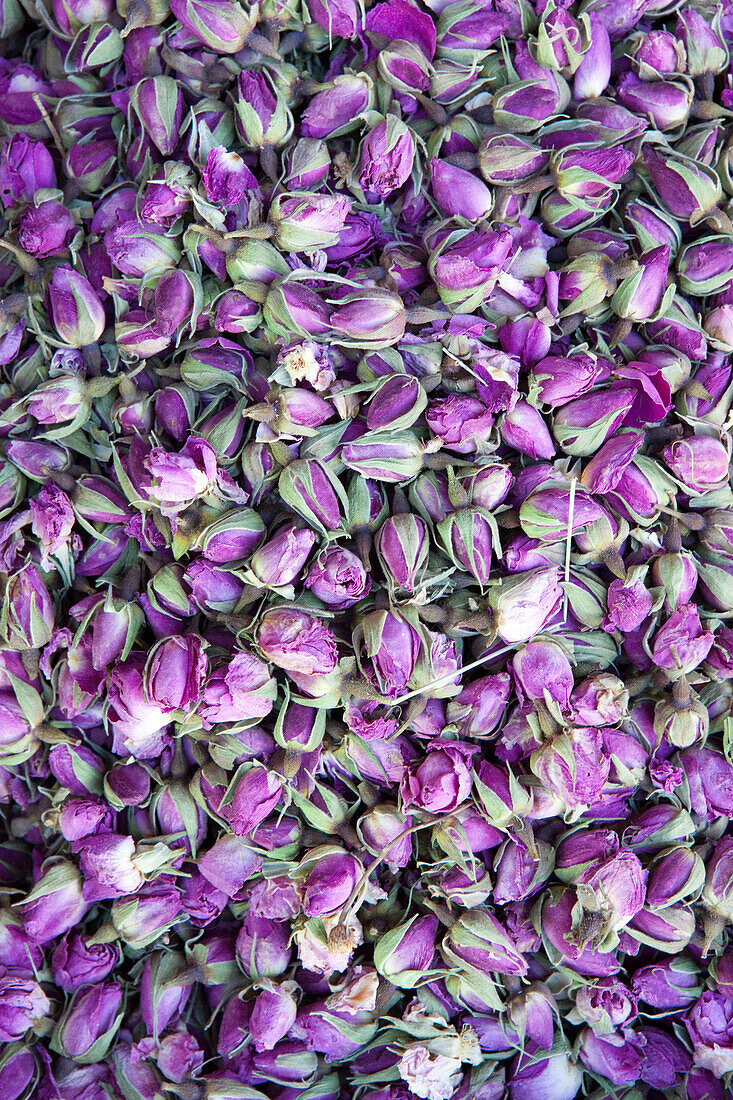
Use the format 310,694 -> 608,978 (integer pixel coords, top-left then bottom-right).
72,832 -> 143,902
278,459 -> 342,532
105,218 -> 181,277
29,482 -> 74,569
633,29 -> 685,76
438,509 -> 493,585
203,145 -> 255,206
130,76 -> 183,156
500,401 -> 556,460
250,982 -> 299,1053
376,514 -> 427,592
301,74 -> 372,139
145,633 -> 206,712
512,640 -> 573,710
509,1050 -> 581,1100
358,118 -> 414,199
154,386 -> 192,441
612,244 -> 671,322
234,70 -> 293,147
632,958 -> 701,1009
401,741 -> 476,813
643,144 -> 722,224
258,607 -> 338,677
427,395 -> 494,455
301,848 -> 361,917
330,288 -> 406,349
519,482 -> 603,541
685,991 -> 733,1077
573,977 -> 638,1035
170,0 -> 253,53
21,860 -> 90,944
358,803 -> 412,869
429,158 -> 493,221
0,977 -> 51,1042
152,270 -> 195,338
250,524 -> 316,587
236,915 -> 292,978
4,563 -> 54,650
185,560 -> 245,614
362,609 -> 420,696
105,762 -> 150,808
446,908 -> 527,977
107,656 -> 172,760
375,914 -> 438,986
47,265 -> 106,348
574,16 -> 611,97
0,135 -> 56,208
145,436 -> 217,513
51,980 -> 123,1062
531,726 -> 610,813
51,933 -> 119,993
430,227 -> 513,311
662,435 -> 730,491
617,72 -> 692,130
603,575 -> 653,633
365,375 -> 424,432
530,354 -> 599,408
18,199 -> 75,258
446,674 -> 511,740
271,192 -> 351,253
579,1028 -> 643,1086
553,385 -> 637,455
676,8 -> 728,76
479,133 -> 549,185
57,796 -> 114,841
304,546 -> 371,608
652,604 -> 714,674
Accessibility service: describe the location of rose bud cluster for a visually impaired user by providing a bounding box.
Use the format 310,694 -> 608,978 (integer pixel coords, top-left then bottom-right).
0,0 -> 733,1098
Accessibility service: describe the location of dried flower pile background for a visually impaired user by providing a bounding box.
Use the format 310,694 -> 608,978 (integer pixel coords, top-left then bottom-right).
2,0 -> 733,1097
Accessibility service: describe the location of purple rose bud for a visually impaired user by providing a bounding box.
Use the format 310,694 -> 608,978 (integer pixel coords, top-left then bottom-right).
111,883 -> 183,949
271,192 -> 351,253
685,991 -> 733,1077
652,604 -> 714,674
401,741 -> 476,813
72,832 -> 143,902
51,933 -> 120,992
18,200 -> 75,258
612,244 -> 671,322
632,958 -> 701,1009
358,118 -> 414,199
662,435 -> 730,491
375,914 -> 438,986
676,8 -> 728,76
250,981 -> 299,1053
509,1049 -> 581,1100
258,607 -> 338,678
0,977 -> 51,1042
445,909 -> 528,977
4,563 -> 54,650
643,144 -> 722,225
574,16 -> 611,97
531,726 -> 610,813
250,524 -> 316,587
0,136 -> 56,208
579,1028 -> 643,1086
234,70 -> 293,147
489,568 -> 563,644
305,546 -> 371,608
603,575 -> 653,633
362,609 -> 421,696
500,401 -> 556,460
430,158 -> 493,221
479,133 -> 549,185
20,862 -> 91,945
301,74 -> 373,140
375,514 -> 428,592
105,218 -> 181,277
140,951 -> 191,1037
617,72 -> 692,130
130,76 -> 183,156
330,288 -> 406,349
236,915 -> 292,978
47,265 -> 106,348
430,227 -> 513,311
512,640 -> 573,711
51,980 -> 123,1061
170,0 -> 252,53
